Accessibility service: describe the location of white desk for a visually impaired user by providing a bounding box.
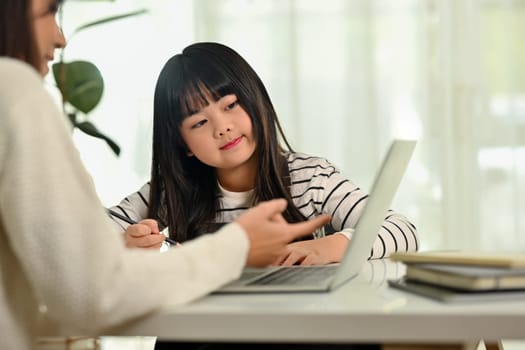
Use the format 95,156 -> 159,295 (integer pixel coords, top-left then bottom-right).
114,260 -> 525,348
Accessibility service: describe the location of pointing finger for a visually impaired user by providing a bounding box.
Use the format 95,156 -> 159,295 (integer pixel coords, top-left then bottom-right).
286,215 -> 331,242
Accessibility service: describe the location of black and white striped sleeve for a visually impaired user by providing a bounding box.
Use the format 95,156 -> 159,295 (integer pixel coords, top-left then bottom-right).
108,182 -> 151,232
288,153 -> 418,259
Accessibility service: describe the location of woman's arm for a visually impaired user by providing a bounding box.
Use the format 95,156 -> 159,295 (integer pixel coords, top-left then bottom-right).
0,60 -> 249,334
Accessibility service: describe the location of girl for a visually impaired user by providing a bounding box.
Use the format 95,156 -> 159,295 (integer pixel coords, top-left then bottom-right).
112,42 -> 418,264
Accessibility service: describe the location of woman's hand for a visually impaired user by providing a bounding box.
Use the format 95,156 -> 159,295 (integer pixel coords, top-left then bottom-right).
234,199 -> 331,267
123,219 -> 165,249
273,234 -> 349,266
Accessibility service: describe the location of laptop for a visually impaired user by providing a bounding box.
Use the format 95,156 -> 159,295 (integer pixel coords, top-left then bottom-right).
214,139 -> 417,293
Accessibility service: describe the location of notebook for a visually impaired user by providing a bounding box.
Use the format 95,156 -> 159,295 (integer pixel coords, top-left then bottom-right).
403,263 -> 525,291
388,277 -> 525,303
390,251 -> 525,268
214,139 -> 417,293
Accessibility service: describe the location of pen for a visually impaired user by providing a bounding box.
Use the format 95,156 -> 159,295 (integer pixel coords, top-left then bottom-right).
106,208 -> 179,246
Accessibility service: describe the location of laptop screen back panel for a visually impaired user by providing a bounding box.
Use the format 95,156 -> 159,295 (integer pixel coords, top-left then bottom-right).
330,140 -> 416,289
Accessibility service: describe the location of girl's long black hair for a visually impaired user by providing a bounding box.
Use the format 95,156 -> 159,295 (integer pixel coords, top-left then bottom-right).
148,42 -> 306,242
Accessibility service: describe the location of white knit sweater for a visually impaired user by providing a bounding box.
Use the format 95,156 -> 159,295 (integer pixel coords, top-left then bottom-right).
0,58 -> 249,350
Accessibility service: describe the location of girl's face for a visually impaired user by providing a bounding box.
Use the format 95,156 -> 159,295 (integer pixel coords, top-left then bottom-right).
32,0 -> 66,76
180,93 -> 257,177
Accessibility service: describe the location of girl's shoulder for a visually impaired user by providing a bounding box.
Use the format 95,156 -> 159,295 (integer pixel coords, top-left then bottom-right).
285,152 -> 340,174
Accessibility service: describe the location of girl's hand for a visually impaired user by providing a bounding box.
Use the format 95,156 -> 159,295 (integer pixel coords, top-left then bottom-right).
123,219 -> 165,249
273,234 -> 349,266
272,242 -> 325,266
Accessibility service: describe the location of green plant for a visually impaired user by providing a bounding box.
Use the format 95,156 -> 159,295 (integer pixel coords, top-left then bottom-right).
53,7 -> 147,156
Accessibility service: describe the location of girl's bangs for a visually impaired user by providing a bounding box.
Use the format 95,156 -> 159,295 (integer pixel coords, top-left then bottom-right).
179,78 -> 235,119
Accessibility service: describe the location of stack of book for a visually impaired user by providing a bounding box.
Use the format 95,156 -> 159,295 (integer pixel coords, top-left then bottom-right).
387,251 -> 525,302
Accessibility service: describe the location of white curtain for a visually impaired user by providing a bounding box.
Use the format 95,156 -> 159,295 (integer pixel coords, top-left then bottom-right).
58,0 -> 525,252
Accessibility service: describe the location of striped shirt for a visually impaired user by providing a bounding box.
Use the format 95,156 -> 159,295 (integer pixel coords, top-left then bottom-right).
110,152 -> 418,259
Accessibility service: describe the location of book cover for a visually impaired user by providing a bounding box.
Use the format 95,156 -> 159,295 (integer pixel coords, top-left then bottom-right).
390,251 -> 525,268
388,277 -> 525,303
405,263 -> 525,291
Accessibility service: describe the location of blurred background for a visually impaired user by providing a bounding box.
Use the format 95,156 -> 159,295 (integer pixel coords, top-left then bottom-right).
51,0 -> 525,253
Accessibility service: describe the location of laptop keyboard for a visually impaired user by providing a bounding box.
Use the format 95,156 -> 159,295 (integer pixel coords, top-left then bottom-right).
247,265 -> 338,286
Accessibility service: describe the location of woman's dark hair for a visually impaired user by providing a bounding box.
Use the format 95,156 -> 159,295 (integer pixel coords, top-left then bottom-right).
0,0 -> 64,71
0,0 -> 40,69
148,42 -> 306,241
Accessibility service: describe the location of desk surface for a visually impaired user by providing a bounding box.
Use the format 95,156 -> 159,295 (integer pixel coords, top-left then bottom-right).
116,260 -> 525,344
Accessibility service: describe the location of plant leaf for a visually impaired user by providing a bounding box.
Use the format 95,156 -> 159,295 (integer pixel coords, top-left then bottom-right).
52,61 -> 103,114
67,112 -> 77,126
73,9 -> 148,35
76,121 -> 121,156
